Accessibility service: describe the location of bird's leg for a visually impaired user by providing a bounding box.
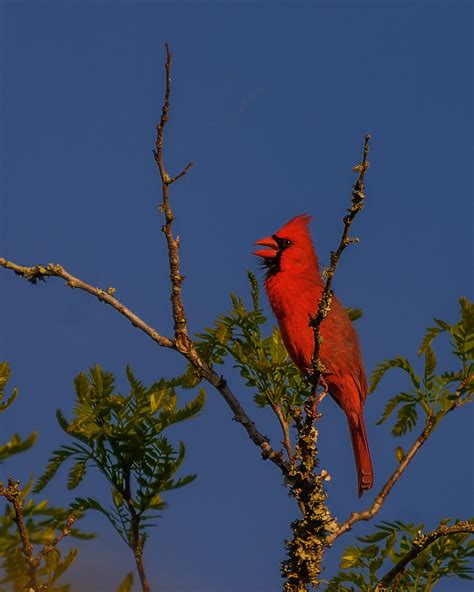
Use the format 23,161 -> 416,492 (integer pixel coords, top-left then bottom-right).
305,375 -> 328,420
312,376 -> 328,417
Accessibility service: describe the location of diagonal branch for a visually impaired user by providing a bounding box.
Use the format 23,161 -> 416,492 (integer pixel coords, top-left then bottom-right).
0,259 -> 288,475
0,258 -> 174,348
328,379 -> 469,544
374,521 -> 474,591
308,134 -> 371,404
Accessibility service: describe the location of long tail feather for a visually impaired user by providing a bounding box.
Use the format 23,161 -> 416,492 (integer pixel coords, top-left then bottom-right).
347,412 -> 374,497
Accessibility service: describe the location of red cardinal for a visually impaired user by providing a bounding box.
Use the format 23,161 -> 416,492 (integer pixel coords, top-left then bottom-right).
253,214 -> 373,497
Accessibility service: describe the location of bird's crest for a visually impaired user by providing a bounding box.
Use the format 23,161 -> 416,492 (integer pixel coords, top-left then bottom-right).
274,213 -> 312,240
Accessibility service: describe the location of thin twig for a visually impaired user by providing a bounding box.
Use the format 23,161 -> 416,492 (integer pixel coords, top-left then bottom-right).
41,514 -> 76,556
308,134 -> 371,402
328,380 -> 468,544
271,403 -> 294,462
0,478 -> 40,591
374,521 -> 474,591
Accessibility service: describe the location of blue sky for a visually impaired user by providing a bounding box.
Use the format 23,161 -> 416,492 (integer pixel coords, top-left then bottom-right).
1,2 -> 472,591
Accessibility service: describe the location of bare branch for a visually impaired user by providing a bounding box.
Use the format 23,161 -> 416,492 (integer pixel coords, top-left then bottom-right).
0,258 -> 174,348
0,258 -> 288,476
153,43 -> 193,351
0,254 -> 289,474
328,380 -> 468,544
375,521 -> 474,591
150,44 -> 289,475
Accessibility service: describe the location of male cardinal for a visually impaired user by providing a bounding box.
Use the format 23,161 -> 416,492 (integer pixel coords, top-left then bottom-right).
253,214 -> 373,497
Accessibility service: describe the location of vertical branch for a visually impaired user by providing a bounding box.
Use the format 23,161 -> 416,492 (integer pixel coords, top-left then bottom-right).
282,135 -> 372,592
123,470 -> 150,592
0,478 -> 40,591
153,43 -> 194,352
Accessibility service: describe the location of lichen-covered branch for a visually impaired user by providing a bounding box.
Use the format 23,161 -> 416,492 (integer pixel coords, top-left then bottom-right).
375,521 -> 474,591
282,137 -> 372,591
282,411 -> 337,591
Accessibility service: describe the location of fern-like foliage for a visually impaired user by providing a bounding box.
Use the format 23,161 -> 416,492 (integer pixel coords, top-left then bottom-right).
34,365 -> 204,552
0,362 -> 37,462
192,271 -> 311,420
326,519 -> 474,591
370,298 -> 473,446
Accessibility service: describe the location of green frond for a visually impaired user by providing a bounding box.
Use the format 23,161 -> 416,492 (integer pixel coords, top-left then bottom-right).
247,270 -> 260,311
0,432 -> 37,463
0,363 -> 19,413
369,356 -> 421,394
34,447 -> 78,493
67,458 -> 89,490
168,389 -> 205,425
73,372 -> 90,402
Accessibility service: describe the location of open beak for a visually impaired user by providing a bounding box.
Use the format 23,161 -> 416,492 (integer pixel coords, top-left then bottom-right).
253,236 -> 279,259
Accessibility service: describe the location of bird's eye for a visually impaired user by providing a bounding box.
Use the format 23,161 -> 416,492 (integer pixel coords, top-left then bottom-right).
283,239 -> 292,247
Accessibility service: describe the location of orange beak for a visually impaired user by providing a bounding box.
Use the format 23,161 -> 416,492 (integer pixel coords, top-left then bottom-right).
253,236 -> 279,259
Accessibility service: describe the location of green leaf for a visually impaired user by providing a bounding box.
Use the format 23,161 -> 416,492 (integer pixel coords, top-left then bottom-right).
0,431 -> 37,463
392,402 -> 418,437
395,446 -> 405,463
34,447 -> 77,493
67,458 -> 89,490
340,546 -> 363,569
116,572 -> 134,592
0,362 -> 19,413
346,307 -> 363,322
